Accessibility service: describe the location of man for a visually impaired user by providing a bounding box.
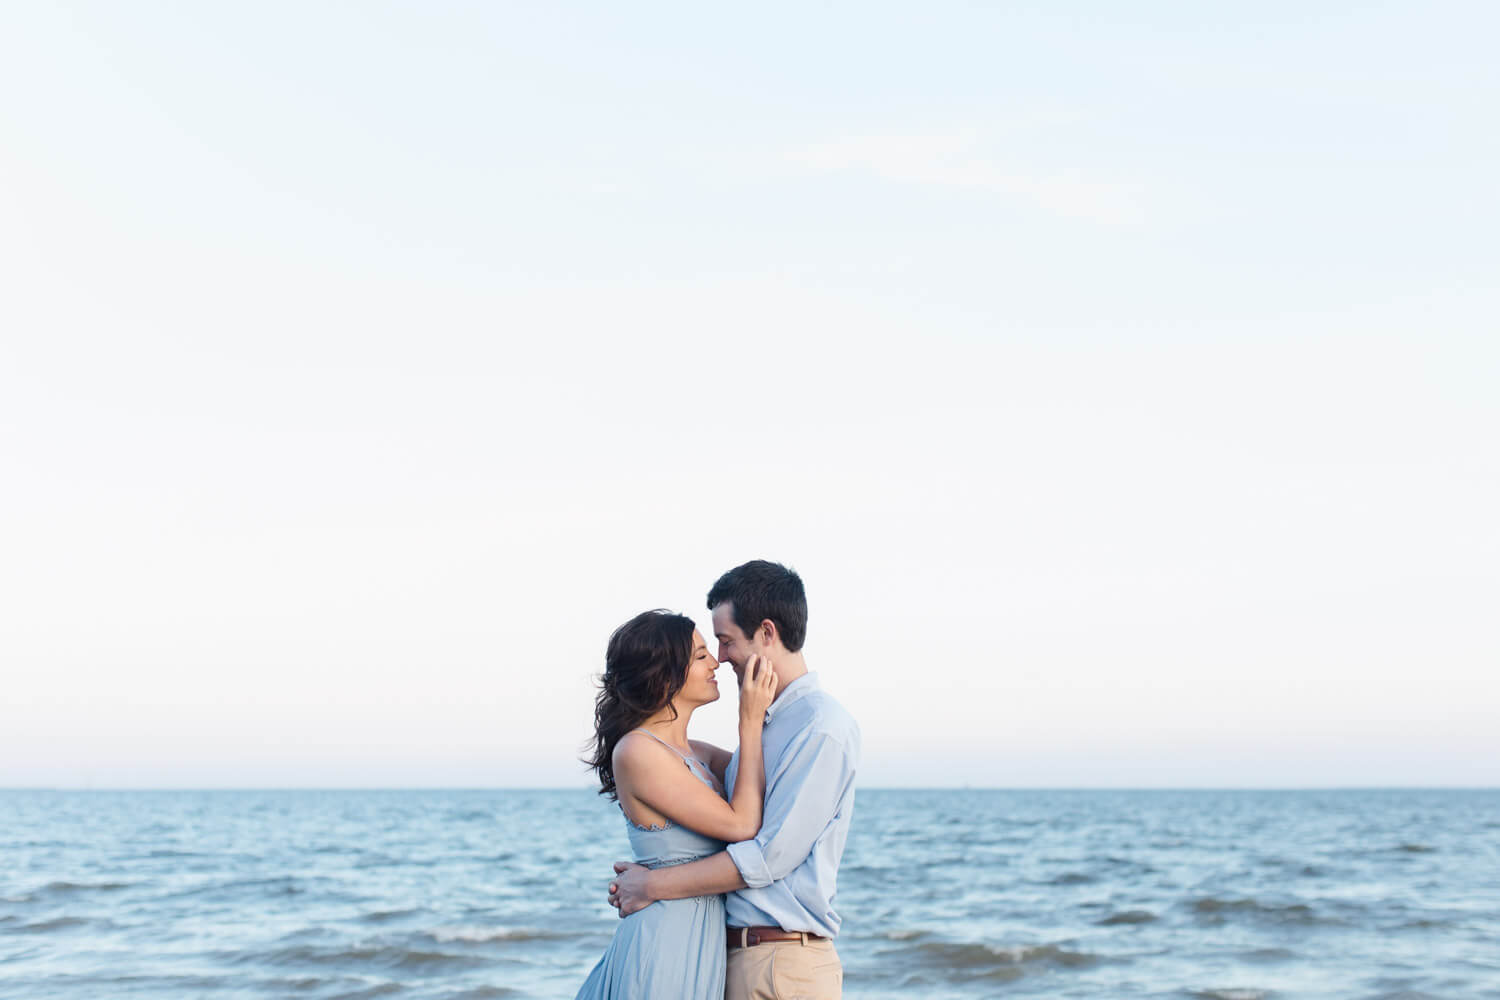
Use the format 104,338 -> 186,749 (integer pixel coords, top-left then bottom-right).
608,560 -> 861,1000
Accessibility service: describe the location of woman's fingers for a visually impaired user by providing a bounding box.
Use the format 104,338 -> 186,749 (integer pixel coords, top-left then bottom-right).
739,654 -> 777,707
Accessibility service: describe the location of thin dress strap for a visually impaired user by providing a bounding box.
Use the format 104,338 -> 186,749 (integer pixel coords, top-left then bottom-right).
631,729 -> 718,786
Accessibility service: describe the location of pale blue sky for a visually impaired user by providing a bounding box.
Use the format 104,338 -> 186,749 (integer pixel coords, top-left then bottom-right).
2,2 -> 1496,787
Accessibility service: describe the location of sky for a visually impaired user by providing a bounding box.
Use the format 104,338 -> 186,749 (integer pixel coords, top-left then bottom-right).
2,2 -> 1496,788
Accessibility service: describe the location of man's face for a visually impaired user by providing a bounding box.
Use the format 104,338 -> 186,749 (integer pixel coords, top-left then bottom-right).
711,601 -> 761,682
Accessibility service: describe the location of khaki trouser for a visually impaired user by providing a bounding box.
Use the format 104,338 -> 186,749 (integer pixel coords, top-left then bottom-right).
725,936 -> 842,1000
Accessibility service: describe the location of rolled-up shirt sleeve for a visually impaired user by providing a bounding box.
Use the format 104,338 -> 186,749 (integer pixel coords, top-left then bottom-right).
726,732 -> 856,889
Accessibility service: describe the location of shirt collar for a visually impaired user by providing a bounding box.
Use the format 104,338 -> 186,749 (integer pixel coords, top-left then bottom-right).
764,671 -> 819,724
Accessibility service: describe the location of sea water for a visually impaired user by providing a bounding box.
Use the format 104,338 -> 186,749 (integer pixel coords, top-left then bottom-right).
2,789 -> 1497,999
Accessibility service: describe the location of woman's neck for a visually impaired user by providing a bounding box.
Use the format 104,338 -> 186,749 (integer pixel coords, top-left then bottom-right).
638,703 -> 693,750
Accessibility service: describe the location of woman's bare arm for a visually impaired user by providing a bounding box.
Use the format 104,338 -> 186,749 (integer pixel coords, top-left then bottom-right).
615,656 -> 775,842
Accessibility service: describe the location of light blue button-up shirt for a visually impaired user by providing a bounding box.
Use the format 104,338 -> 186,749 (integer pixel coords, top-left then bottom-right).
724,672 -> 860,938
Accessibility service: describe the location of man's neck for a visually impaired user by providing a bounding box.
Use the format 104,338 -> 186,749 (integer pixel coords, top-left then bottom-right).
769,652 -> 808,701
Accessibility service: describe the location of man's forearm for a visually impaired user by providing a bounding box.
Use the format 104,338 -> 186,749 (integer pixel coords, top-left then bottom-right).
646,851 -> 746,901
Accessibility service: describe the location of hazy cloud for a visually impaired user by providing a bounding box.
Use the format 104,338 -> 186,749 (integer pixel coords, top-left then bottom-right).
790,130 -> 1145,224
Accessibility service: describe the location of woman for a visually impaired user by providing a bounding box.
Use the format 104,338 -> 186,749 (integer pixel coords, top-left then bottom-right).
576,609 -> 777,999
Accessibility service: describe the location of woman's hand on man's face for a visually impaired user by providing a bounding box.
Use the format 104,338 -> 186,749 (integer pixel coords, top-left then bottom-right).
737,653 -> 777,723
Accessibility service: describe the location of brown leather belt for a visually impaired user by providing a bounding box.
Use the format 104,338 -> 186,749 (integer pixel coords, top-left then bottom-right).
727,926 -> 827,949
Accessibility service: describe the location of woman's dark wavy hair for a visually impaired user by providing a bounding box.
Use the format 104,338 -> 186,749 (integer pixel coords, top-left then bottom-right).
585,609 -> 696,800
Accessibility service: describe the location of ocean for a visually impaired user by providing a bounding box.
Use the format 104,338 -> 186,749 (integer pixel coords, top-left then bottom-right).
2,789 -> 1496,999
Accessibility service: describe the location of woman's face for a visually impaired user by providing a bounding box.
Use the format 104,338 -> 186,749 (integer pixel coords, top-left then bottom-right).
677,630 -> 722,708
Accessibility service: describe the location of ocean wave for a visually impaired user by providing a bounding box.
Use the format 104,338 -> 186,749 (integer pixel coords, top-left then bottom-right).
443,810 -> 495,823
1097,909 -> 1157,925
354,854 -> 404,869
251,974 -> 429,996
1395,843 -> 1435,853
21,973 -> 234,990
250,944 -> 493,973
1259,857 -> 1330,878
1396,918 -> 1456,930
885,938 -> 1104,974
1239,947 -> 1296,962
1189,896 -> 1337,924
360,908 -> 428,924
145,849 -> 210,859
163,877 -> 295,900
1045,871 -> 1096,885
426,926 -> 571,944
15,916 -> 102,933
1189,989 -> 1270,1000
437,988 -> 522,999
274,925 -> 342,944
164,875 -> 357,901
254,976 -> 335,991
327,984 -> 404,1000
38,881 -> 131,894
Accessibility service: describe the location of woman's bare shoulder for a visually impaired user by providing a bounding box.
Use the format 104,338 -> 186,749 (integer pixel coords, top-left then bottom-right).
613,731 -> 671,770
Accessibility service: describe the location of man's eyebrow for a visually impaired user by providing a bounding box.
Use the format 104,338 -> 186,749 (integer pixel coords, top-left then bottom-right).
713,633 -> 729,641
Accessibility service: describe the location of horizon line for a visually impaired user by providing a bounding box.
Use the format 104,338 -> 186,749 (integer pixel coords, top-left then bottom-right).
3,785 -> 1497,792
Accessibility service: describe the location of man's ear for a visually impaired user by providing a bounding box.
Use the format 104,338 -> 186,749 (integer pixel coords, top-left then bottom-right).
759,619 -> 778,648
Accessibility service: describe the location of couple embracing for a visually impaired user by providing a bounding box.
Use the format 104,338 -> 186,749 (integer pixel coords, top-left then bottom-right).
576,560 -> 860,1000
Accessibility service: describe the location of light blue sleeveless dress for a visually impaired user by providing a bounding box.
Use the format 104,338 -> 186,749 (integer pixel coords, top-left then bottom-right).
575,731 -> 728,1000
